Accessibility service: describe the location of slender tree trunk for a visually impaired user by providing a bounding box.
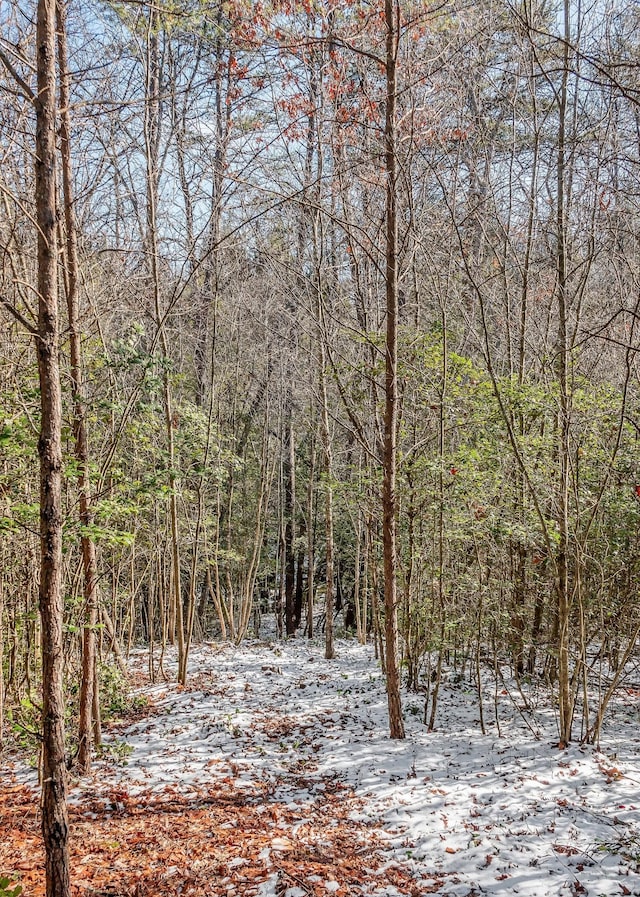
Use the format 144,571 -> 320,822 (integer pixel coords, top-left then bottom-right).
318,337 -> 335,660
361,510 -> 369,643
294,516 -> 305,629
92,658 -> 102,748
382,0 -> 404,739
556,0 -> 572,747
35,0 -> 70,891
353,510 -> 363,644
284,409 -> 296,635
179,304 -> 219,679
0,545 -> 4,748
236,407 -> 273,643
306,425 -> 316,639
56,0 -> 100,775
276,443 -> 285,640
194,15 -> 228,405
276,522 -> 285,639
143,9 -> 185,678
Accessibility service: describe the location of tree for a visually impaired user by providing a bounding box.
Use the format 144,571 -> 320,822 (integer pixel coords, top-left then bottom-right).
35,0 -> 70,891
56,0 -> 100,774
381,0 -> 404,739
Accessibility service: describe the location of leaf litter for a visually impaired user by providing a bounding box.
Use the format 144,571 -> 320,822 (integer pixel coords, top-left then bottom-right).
3,632 -> 640,896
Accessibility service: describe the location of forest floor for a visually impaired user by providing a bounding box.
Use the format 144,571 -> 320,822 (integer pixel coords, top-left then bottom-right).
3,632 -> 640,897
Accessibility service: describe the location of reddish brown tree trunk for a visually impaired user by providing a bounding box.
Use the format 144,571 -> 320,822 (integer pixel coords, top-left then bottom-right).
382,0 -> 405,739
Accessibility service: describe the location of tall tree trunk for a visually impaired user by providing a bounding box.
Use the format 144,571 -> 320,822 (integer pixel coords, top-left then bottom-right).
382,0 -> 405,739
295,516 -> 305,629
194,13 -> 228,405
318,336 -> 335,660
0,543 -> 4,747
56,0 -> 100,775
35,0 -> 70,891
180,304 -> 218,677
306,424 -> 316,639
143,8 -> 186,679
556,0 -> 572,747
284,408 -> 296,636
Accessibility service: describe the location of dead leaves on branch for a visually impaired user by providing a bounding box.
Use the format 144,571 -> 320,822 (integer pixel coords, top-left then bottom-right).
0,777 -> 442,897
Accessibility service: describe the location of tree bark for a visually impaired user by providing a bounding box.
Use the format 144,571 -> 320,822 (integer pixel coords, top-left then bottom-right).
35,0 -> 70,891
382,0 -> 405,739
556,0 -> 572,747
284,409 -> 296,636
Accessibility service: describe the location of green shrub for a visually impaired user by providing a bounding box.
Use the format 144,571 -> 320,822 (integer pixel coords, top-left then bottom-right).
0,875 -> 22,897
98,661 -> 130,720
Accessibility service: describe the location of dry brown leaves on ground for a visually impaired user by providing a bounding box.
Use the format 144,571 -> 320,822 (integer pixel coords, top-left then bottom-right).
0,777 -> 443,897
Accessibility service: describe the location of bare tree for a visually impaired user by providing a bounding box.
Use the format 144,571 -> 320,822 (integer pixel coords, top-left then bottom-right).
56,0 -> 100,774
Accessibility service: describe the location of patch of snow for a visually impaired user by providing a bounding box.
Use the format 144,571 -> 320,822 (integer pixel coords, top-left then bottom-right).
10,626 -> 640,895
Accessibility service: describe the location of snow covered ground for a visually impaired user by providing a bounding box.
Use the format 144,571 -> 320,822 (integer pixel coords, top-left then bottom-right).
8,632 -> 640,896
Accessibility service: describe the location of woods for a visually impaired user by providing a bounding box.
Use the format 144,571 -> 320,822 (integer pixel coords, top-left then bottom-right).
2,0 -> 640,889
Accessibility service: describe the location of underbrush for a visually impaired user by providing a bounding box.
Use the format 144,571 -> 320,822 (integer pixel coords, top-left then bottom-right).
1,659 -> 147,765
0,875 -> 22,897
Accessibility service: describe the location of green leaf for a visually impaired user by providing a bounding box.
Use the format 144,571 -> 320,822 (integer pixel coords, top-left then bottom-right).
0,876 -> 23,897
